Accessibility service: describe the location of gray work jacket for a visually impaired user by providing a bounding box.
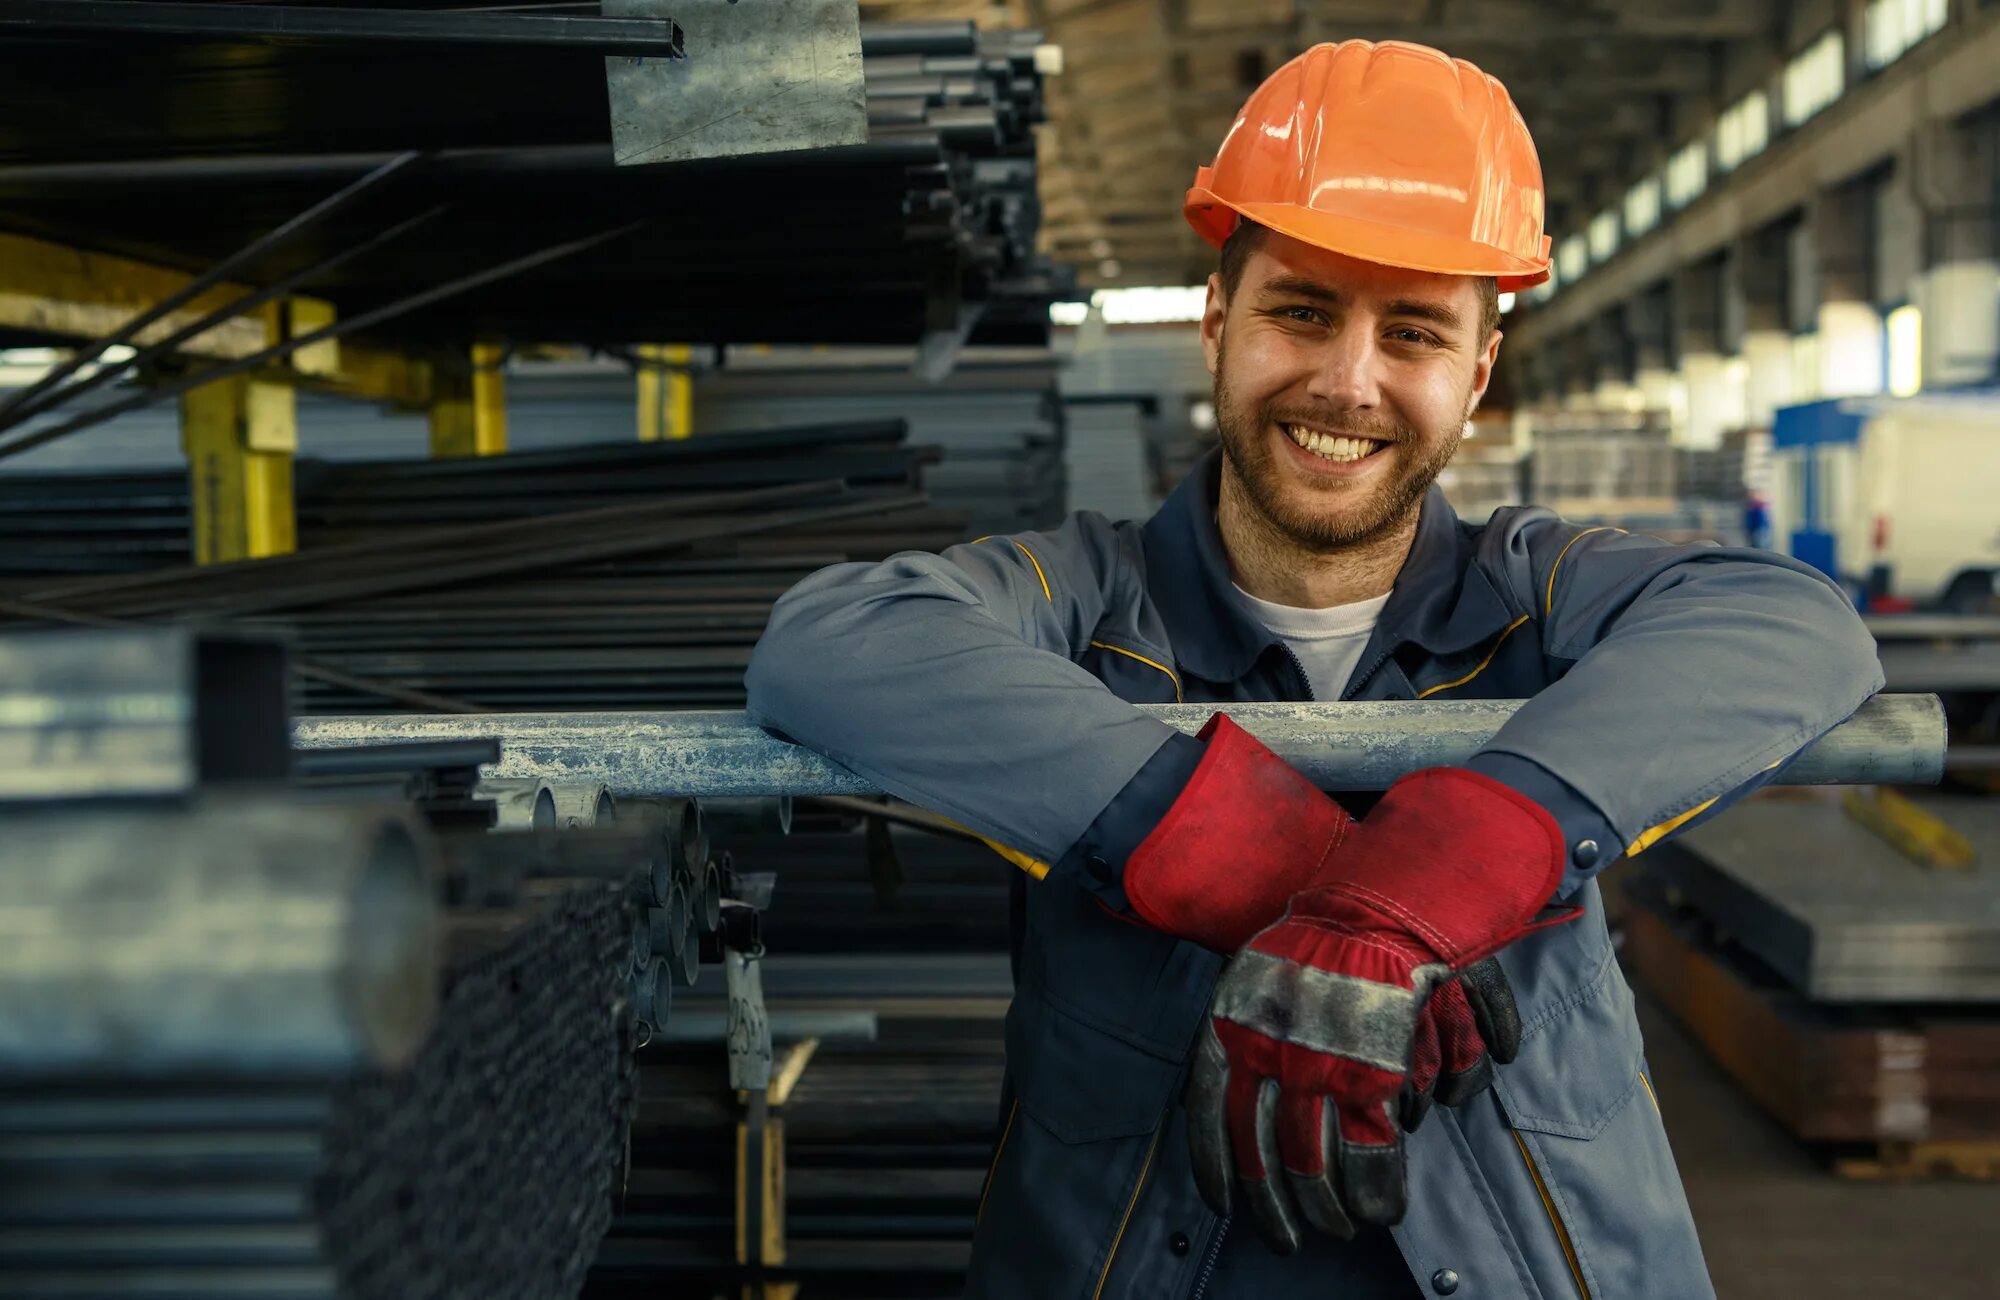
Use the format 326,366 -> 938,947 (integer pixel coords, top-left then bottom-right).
745,448 -> 1882,1300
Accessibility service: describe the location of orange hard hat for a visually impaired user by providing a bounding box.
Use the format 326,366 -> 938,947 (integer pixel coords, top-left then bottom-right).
1185,40 -> 1551,290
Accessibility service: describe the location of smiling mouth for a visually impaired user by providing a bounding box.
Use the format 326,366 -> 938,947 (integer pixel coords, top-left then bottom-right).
1281,422 -> 1388,464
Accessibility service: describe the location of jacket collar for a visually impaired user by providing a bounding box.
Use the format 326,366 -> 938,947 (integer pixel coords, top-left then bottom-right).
1141,447 -> 1515,685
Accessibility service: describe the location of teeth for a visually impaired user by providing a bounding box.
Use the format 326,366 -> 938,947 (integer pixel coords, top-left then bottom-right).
1285,424 -> 1379,463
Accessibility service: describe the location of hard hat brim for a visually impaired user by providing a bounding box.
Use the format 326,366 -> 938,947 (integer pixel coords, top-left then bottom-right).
1186,189 -> 1551,293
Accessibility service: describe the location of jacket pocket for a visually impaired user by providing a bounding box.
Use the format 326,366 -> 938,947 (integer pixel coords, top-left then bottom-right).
967,991 -> 1177,1300
1486,922 -> 1714,1300
1024,876 -> 1222,1063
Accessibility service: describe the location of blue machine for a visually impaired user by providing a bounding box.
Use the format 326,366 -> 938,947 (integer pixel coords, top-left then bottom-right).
1769,398 -> 1866,583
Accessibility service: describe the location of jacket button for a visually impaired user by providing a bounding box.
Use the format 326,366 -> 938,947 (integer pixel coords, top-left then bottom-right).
1169,1231 -> 1191,1256
1571,839 -> 1600,869
1431,1268 -> 1460,1295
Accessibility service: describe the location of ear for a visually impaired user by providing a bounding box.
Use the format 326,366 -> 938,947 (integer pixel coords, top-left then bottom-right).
1465,327 -> 1503,416
1200,273 -> 1227,377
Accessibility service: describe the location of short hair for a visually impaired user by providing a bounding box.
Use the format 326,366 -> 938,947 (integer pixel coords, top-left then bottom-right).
1217,219 -> 1500,341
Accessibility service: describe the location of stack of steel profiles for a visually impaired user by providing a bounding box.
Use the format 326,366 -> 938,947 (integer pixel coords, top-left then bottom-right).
588,955 -> 1013,1300
0,19 -> 1070,352
1063,395 -> 1158,522
696,349 -> 1069,534
1622,873 -> 2000,1150
290,422 -> 938,542
1863,614 -> 2000,697
1,627 -> 651,1300
0,419 -> 930,576
0,479 -> 895,620
1643,795 -> 2000,1004
719,819 -> 1013,956
0,468 -> 190,577
0,439 -> 962,710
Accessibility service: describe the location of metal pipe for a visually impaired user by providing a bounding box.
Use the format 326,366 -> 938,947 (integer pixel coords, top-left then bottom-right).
294,694 -> 1949,796
0,151 -> 422,429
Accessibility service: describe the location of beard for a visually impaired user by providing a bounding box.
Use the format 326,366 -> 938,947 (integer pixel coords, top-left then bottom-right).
1213,344 -> 1466,551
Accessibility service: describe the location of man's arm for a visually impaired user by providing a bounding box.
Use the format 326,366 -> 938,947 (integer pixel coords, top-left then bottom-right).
1470,518 -> 1885,896
744,512 -> 1193,877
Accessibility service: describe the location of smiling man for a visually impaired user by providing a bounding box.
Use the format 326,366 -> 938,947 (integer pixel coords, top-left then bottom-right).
747,40 -> 1881,1300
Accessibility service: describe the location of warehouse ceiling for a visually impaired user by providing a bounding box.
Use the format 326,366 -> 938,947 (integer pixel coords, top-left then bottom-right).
861,0 -> 1786,287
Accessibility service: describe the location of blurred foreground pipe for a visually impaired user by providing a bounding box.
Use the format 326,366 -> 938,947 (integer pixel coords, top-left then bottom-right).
0,798 -> 439,1075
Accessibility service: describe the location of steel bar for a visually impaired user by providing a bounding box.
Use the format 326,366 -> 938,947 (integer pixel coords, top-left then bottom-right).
0,0 -> 688,56
0,206 -> 449,428
0,221 -> 644,464
295,695 -> 1946,797
0,151 -> 422,430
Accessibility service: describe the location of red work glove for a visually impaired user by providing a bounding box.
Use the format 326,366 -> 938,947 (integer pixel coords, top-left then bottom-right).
1122,715 -> 1575,1254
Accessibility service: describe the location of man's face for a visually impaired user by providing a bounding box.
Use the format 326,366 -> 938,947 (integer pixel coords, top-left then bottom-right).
1200,230 -> 1501,551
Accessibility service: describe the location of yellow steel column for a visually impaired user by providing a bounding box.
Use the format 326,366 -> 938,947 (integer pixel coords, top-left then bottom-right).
429,343 -> 508,457
637,344 -> 693,441
179,376 -> 298,565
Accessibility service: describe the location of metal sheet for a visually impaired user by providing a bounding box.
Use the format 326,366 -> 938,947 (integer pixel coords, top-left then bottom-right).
1662,795 -> 2000,1002
293,693 -> 1945,797
606,0 -> 866,167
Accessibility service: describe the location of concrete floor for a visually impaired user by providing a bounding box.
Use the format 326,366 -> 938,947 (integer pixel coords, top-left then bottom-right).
1633,986 -> 2000,1297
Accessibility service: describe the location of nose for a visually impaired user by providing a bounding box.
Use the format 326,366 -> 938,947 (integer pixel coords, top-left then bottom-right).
1304,323 -> 1383,411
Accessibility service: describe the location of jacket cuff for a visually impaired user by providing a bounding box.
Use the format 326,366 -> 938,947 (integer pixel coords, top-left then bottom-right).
1054,730 -> 1206,903
1463,751 -> 1621,901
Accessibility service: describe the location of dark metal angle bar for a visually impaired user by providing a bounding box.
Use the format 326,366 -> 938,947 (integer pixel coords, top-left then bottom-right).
0,206 -> 449,427
0,1 -> 687,55
0,221 -> 644,465
0,151 -> 423,429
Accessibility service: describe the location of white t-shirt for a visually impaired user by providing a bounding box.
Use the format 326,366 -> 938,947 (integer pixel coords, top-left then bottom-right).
1233,586 -> 1392,701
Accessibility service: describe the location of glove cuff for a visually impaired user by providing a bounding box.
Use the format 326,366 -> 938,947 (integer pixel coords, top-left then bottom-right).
1303,767 -> 1571,967
1124,713 -> 1353,952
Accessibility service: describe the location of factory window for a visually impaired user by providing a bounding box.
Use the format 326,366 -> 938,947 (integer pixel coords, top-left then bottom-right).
1095,285 -> 1208,324
1530,261 -> 1561,303
1865,0 -> 1948,70
1782,31 -> 1845,128
1624,177 -> 1662,239
1716,91 -> 1770,171
1665,141 -> 1708,209
1048,300 -> 1091,327
1557,235 -> 1589,285
1588,209 -> 1620,263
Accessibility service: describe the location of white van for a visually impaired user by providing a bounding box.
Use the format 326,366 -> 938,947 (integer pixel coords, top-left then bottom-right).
1767,394 -> 2000,610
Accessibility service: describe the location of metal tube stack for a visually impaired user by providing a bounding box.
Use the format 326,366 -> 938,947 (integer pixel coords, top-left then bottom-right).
0,21 -> 1072,352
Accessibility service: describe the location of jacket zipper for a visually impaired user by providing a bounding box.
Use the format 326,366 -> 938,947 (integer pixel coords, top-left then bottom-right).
1276,644 -> 1316,701
1340,641 -> 1397,702
1186,1215 -> 1228,1300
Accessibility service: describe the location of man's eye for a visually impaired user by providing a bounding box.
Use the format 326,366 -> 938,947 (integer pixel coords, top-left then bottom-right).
1281,306 -> 1324,324
1389,327 -> 1438,346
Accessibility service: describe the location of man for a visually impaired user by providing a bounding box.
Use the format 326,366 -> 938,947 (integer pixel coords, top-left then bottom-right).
746,40 -> 1880,1300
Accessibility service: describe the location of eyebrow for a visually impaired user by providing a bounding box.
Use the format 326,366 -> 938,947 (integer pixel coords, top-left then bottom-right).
1256,275 -> 1465,333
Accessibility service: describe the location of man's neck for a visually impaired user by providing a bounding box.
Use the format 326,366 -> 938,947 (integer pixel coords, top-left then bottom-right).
1217,464 -> 1420,608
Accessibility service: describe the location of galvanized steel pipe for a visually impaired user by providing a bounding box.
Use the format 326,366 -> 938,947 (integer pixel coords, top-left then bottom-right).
0,798 -> 439,1075
296,694 -> 1946,795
